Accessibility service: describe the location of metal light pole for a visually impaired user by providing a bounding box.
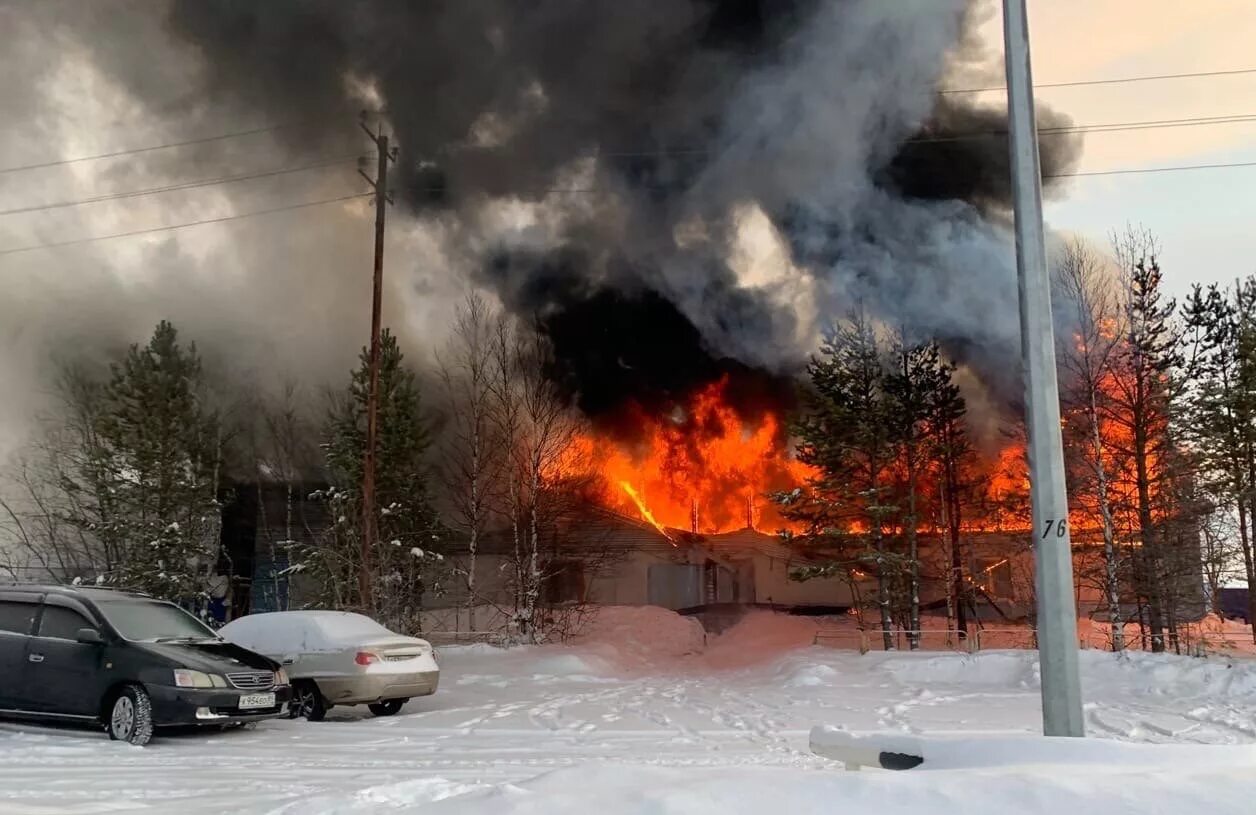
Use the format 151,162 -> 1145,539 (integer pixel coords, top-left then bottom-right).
1002,0 -> 1085,737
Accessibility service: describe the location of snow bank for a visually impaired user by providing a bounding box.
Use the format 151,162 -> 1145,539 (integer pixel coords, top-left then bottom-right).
784,663 -> 840,688
699,610 -> 823,669
1079,649 -> 1256,699
810,727 -> 1256,770
413,760 -> 1256,814
880,651 -> 1037,687
274,777 -> 491,813
570,605 -> 707,664
877,648 -> 1256,699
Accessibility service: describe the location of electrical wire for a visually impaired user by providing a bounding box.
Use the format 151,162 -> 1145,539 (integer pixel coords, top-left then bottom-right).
905,113 -> 1256,145
4,66 -> 1254,173
0,192 -> 372,257
0,115 -> 364,175
940,66 -> 1256,94
1046,159 -> 1256,179
0,153 -> 370,217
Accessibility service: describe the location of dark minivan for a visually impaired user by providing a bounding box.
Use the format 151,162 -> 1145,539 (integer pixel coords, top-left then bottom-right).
0,584 -> 290,745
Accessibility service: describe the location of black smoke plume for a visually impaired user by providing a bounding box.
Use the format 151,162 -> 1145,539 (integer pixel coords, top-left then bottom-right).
70,0 -> 1081,434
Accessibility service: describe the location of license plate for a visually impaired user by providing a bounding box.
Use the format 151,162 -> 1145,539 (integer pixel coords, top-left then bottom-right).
238,693 -> 275,710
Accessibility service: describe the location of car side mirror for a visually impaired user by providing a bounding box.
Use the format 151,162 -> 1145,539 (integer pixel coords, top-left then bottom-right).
75,628 -> 104,645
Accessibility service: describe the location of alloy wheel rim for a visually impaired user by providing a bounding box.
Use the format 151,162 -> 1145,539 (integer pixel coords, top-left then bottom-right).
112,697 -> 134,740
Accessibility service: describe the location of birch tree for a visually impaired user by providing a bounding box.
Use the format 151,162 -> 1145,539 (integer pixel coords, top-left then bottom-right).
489,318 -> 585,642
436,293 -> 504,631
1056,238 -> 1128,651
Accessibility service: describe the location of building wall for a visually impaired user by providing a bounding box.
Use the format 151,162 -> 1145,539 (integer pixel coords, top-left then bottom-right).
751,555 -> 854,608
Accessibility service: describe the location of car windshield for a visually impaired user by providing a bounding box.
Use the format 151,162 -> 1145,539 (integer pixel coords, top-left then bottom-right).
96,600 -> 220,642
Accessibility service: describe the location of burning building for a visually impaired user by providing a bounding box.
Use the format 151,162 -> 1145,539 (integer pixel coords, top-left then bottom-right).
48,1 -> 1195,630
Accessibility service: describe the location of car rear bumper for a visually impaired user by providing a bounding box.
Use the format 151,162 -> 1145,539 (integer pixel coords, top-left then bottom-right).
147,683 -> 292,726
316,670 -> 439,705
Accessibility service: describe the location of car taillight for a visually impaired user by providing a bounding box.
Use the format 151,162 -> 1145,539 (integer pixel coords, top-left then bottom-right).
354,651 -> 379,666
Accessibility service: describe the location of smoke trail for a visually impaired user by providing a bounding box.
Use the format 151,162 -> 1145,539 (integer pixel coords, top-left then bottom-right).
0,0 -> 1082,452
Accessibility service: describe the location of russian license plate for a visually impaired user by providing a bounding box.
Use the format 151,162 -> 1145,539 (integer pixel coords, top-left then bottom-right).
238,693 -> 275,710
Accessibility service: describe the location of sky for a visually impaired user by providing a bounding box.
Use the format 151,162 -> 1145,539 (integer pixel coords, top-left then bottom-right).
991,0 -> 1256,300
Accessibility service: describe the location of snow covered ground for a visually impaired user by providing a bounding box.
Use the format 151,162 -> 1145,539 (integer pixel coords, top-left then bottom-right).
2,608 -> 1255,814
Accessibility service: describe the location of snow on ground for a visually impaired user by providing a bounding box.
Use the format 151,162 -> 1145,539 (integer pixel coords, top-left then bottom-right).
1,608 -> 1255,813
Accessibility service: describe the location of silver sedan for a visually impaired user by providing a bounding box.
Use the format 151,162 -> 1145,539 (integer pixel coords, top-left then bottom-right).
219,610 -> 439,720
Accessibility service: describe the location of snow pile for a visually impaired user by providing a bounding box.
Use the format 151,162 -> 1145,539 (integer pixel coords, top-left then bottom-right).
810,726 -> 1256,770
283,777 -> 492,813
1079,649 -> 1256,699
876,648 -> 1256,700
401,759 -> 1256,814
700,610 -> 823,668
784,663 -> 841,688
5,615 -> 1256,813
881,651 -> 1037,687
571,605 -> 707,665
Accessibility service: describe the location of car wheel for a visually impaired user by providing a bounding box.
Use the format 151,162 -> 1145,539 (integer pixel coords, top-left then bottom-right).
289,680 -> 328,722
106,685 -> 154,746
368,699 -> 407,717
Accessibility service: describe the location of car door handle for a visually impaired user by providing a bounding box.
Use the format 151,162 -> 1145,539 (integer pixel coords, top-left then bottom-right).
28,654 -> 44,663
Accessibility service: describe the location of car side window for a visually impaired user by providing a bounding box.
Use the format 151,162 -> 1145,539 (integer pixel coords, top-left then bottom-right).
0,600 -> 39,635
37,606 -> 92,640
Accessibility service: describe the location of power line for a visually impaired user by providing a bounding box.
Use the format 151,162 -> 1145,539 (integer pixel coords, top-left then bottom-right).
905,113 -> 1256,145
414,156 -> 1256,193
578,113 -> 1256,157
4,159 -> 1253,258
1046,159 -> 1256,179
0,153 -> 370,217
941,66 -> 1256,94
0,192 -> 371,257
0,117 -> 353,175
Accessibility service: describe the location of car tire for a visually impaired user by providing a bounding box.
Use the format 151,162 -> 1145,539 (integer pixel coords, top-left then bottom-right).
368,699 -> 407,717
290,680 -> 328,722
106,685 -> 154,746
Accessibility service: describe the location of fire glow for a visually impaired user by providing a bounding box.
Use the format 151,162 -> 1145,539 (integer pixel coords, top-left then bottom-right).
577,378 -> 816,535
575,349 -> 1167,541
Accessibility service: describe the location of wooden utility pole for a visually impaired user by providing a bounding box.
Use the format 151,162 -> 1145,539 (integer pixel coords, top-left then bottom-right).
358,114 -> 396,612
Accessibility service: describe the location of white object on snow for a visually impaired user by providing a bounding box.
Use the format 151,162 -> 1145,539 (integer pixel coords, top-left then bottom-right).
810,726 -> 1256,772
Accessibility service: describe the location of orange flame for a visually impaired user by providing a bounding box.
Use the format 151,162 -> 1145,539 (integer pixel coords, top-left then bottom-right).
579,378 -> 817,534
619,481 -> 679,544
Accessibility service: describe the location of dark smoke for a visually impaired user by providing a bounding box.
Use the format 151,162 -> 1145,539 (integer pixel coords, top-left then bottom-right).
70,0 -> 1080,434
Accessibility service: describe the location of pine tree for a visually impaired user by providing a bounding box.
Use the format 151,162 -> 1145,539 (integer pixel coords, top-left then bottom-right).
88,321 -> 221,605
312,329 -> 445,632
779,308 -> 900,649
884,337 -> 960,649
1108,230 -> 1181,651
930,368 -> 973,639
1182,277 -> 1256,638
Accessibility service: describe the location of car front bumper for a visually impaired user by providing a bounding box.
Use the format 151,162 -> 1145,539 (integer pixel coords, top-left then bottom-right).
317,670 -> 439,705
147,684 -> 292,726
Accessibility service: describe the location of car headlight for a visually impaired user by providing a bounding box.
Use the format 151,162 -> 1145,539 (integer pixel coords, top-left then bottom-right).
210,674 -> 228,688
274,668 -> 289,686
173,669 -> 216,689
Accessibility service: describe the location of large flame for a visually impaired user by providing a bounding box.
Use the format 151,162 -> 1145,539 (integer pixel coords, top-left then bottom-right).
578,378 -> 816,534
572,330 -> 1172,541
